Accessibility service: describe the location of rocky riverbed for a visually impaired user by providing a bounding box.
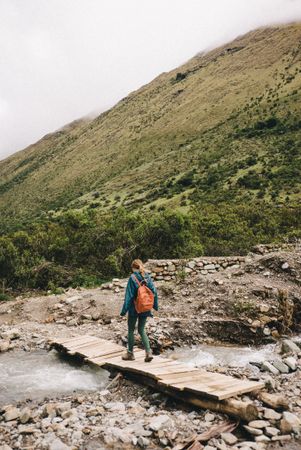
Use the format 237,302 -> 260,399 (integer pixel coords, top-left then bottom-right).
0,245 -> 301,449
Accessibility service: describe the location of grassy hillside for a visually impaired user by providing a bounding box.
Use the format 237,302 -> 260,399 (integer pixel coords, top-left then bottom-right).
0,23 -> 301,231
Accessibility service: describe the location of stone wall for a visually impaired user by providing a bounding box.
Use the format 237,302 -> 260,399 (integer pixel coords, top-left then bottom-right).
252,242 -> 301,255
145,256 -> 247,281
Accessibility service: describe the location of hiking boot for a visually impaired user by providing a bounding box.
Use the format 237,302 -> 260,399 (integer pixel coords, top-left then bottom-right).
145,351 -> 153,363
122,351 -> 135,361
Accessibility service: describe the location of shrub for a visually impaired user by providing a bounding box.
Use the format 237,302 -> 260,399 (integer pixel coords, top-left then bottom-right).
237,171 -> 262,189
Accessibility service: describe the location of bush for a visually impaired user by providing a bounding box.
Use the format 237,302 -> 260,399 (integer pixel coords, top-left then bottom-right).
0,293 -> 12,301
237,171 -> 262,189
0,202 -> 300,291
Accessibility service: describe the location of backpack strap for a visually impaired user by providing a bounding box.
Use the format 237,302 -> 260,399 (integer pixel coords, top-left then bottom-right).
132,274 -> 142,287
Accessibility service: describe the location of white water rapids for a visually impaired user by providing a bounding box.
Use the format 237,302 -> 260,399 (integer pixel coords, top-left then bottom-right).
0,349 -> 109,404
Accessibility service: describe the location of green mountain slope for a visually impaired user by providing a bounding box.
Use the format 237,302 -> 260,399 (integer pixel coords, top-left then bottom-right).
1,23 -> 301,230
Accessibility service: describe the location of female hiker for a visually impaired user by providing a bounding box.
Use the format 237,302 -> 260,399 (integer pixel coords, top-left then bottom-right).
120,259 -> 158,362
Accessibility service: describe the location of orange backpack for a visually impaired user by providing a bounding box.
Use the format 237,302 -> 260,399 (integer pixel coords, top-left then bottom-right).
132,275 -> 154,314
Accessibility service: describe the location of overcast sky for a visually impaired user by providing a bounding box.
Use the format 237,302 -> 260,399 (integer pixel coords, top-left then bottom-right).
0,0 -> 301,161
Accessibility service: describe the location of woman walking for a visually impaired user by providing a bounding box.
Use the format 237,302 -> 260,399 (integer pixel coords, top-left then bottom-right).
120,259 -> 158,362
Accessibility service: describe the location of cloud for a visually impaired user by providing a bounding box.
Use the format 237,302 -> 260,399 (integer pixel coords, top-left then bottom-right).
0,0 -> 301,160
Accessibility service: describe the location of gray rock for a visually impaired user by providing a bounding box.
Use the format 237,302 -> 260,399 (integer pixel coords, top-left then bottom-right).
65,295 -> 81,304
281,339 -> 300,355
187,261 -> 196,269
229,264 -> 240,270
261,361 -> 279,375
126,423 -> 152,437
271,434 -> 292,442
61,409 -> 77,419
221,432 -> 237,445
203,446 -> 217,450
265,426 -> 280,437
248,420 -> 270,429
18,425 -> 36,434
104,402 -> 126,413
281,262 -> 289,270
236,442 -> 259,449
2,329 -> 20,340
56,402 -> 72,415
263,327 -> 271,336
149,414 -> 172,431
82,314 -> 92,320
4,406 -> 20,422
251,320 -> 261,329
263,408 -> 282,421
0,446 -> 13,450
137,436 -> 151,448
43,403 -> 57,418
272,359 -> 289,374
0,340 -> 10,352
261,374 -> 277,390
213,440 -> 227,450
204,264 -> 216,270
19,407 -> 31,424
255,435 -> 270,442
280,411 -> 301,434
72,430 -> 82,441
283,356 -> 297,371
204,412 -> 215,422
49,437 -> 71,450
108,427 -> 132,444
243,425 -> 263,436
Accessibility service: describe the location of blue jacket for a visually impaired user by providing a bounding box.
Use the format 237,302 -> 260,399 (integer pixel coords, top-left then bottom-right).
120,271 -> 159,317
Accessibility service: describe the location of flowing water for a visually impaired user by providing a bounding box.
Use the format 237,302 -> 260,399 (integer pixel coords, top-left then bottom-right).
0,349 -> 109,404
0,341 -> 284,404
166,342 -> 278,368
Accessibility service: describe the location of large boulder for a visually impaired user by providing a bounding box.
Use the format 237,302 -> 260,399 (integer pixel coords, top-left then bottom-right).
280,412 -> 301,434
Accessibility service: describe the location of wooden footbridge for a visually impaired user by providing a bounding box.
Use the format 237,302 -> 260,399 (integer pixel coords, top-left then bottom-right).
50,335 -> 264,421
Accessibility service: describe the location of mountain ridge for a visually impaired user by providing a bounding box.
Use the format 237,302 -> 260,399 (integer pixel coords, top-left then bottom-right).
0,22 -> 301,230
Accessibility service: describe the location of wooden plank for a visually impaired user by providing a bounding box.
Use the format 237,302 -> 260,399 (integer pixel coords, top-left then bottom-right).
88,348 -> 126,360
64,338 -> 106,349
158,368 -> 208,380
65,339 -> 105,353
82,345 -> 122,359
51,335 -> 264,401
52,335 -> 97,346
106,359 -> 198,373
89,351 -> 125,365
159,374 -> 214,385
179,380 -> 265,400
210,381 -> 265,399
162,370 -> 208,380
